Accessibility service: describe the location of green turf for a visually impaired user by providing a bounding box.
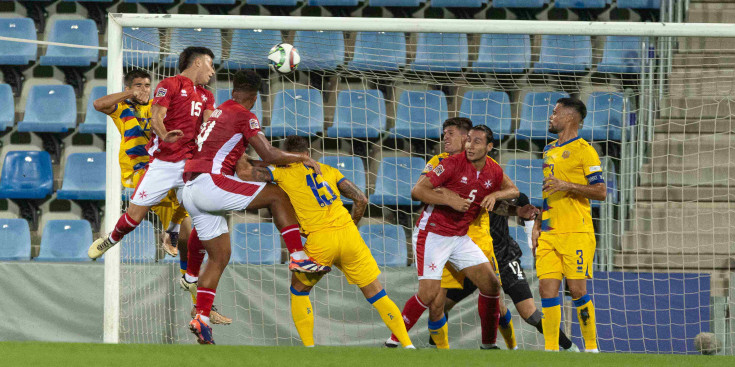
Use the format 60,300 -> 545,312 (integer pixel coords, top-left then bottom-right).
2,342 -> 734,367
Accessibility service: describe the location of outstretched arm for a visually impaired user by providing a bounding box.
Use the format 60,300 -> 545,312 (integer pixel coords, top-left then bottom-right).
248,134 -> 322,175
236,155 -> 273,182
337,179 -> 368,225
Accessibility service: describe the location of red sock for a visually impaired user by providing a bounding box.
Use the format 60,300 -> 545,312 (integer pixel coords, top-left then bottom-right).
390,294 -> 428,342
186,228 -> 205,278
280,224 -> 304,254
478,292 -> 500,345
196,288 -> 216,317
109,213 -> 140,243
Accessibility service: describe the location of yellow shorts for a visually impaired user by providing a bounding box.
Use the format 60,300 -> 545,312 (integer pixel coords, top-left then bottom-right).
536,232 -> 596,280
440,231 -> 500,289
129,169 -> 188,228
295,225 -> 381,288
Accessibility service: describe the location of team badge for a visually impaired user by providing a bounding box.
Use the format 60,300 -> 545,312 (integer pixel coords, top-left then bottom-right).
155,88 -> 167,97
202,95 -> 208,102
483,180 -> 492,189
180,89 -> 188,97
562,150 -> 571,159
424,163 -> 433,172
433,165 -> 444,176
250,118 -> 260,129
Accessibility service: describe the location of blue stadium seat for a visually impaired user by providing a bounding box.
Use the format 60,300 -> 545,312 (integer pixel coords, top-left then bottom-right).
555,0 -> 605,8
431,0 -> 482,7
17,85 -> 77,132
318,155 -> 366,205
101,28 -> 160,68
223,29 -> 281,70
506,159 -> 544,207
473,34 -> 530,73
247,0 -> 299,5
369,157 -> 425,206
78,86 -> 107,134
309,0 -> 358,5
410,33 -> 468,72
459,91 -> 512,139
39,19 -> 98,67
266,88 -> 324,137
508,226 -> 533,269
0,17 -> 37,65
348,32 -> 406,72
515,91 -> 568,141
36,220 -> 92,262
0,151 -> 53,200
359,224 -> 408,267
0,218 -> 31,261
186,0 -> 236,3
123,0 -> 175,3
57,152 -> 106,201
579,92 -> 625,142
214,89 -> 263,122
163,28 -> 222,68
293,31 -> 344,71
327,89 -> 386,139
617,0 -> 660,8
492,0 -> 544,7
597,36 -> 642,74
390,90 -> 448,140
0,83 -> 14,131
230,223 -> 281,264
533,35 -> 592,74
369,0 -> 421,7
120,220 -> 157,262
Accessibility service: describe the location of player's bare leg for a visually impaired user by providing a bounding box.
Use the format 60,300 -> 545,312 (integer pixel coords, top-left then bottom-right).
462,263 -> 502,349
88,203 -> 151,259
189,231 -> 231,344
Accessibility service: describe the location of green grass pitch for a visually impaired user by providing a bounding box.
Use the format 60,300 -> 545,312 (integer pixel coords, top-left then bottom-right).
2,342 -> 735,367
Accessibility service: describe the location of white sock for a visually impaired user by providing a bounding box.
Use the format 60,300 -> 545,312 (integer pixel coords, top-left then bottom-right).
167,223 -> 181,233
185,273 -> 198,283
199,315 -> 210,324
291,250 -> 308,261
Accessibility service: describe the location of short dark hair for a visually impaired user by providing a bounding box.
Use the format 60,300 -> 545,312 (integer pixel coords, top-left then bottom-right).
232,70 -> 261,94
123,69 -> 151,87
442,117 -> 473,132
469,125 -> 494,145
178,46 -> 215,73
283,135 -> 309,153
556,97 -> 587,121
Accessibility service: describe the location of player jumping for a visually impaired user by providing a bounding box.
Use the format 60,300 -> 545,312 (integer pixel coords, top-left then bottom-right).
534,97 -> 606,353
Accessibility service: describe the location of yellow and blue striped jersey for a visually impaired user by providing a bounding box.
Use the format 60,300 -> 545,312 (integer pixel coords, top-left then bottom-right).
268,163 -> 354,235
108,100 -> 152,188
541,137 -> 603,233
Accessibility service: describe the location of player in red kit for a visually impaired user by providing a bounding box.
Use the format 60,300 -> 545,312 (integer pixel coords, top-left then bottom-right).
402,125 -> 520,349
181,71 -> 330,344
88,46 -> 216,259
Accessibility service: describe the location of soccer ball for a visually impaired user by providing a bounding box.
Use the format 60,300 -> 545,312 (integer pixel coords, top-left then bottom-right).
268,43 -> 300,74
694,332 -> 721,355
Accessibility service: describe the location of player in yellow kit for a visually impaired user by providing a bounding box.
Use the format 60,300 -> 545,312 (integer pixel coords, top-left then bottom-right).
532,98 -> 607,353
237,136 -> 413,349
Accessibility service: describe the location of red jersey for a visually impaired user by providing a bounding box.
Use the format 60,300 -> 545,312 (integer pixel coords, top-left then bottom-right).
147,75 -> 215,162
185,99 -> 262,176
417,152 -> 504,236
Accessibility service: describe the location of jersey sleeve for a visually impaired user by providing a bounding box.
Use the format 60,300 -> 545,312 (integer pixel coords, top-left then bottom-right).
151,78 -> 175,108
108,102 -> 124,119
327,164 -> 347,186
267,165 -> 282,183
581,146 -> 604,185
421,155 -> 442,175
425,158 -> 453,188
203,89 -> 215,111
239,112 -> 262,140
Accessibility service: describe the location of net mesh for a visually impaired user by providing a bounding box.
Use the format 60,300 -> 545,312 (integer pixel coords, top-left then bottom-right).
109,25 -> 734,353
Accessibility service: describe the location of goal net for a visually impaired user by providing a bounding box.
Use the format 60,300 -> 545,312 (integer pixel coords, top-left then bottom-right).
105,14 -> 735,353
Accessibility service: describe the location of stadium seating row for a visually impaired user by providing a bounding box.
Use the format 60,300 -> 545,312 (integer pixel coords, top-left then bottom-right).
3,83 -> 625,142
0,18 -> 642,75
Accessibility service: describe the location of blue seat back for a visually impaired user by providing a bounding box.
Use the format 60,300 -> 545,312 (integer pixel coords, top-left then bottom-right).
83,86 -> 107,127
22,84 -> 77,125
493,0 -> 544,7
214,89 -> 263,122
0,17 -> 37,65
308,0 -> 358,6
293,31 -> 344,71
506,159 -> 544,207
517,91 -> 568,140
474,34 -> 531,73
459,91 -> 512,138
231,223 -> 280,264
431,0 -> 482,7
246,0 -> 300,5
318,156 -> 366,205
349,32 -> 406,71
369,0 -> 421,7
164,28 -> 223,67
0,151 -> 53,199
330,89 -> 386,138
583,92 -> 625,133
37,220 -> 92,262
268,88 -> 323,136
555,0 -> 605,7
617,0 -> 660,8
359,224 -> 408,266
370,157 -> 425,206
226,29 -> 282,69
57,152 -> 106,200
393,90 -> 448,139
411,33 -> 468,72
44,19 -> 98,64
535,35 -> 591,73
0,83 -> 14,129
598,36 -> 642,73
122,27 -> 160,67
0,219 -> 31,261
120,220 -> 157,262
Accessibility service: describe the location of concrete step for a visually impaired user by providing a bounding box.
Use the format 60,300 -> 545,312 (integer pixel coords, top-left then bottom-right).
668,68 -> 735,98
627,201 -> 735,233
613,253 -> 733,270
655,118 -> 735,134
635,186 -> 735,202
672,53 -> 735,68
678,37 -> 735,54
660,97 -> 735,119
687,2 -> 735,23
621,232 -> 733,255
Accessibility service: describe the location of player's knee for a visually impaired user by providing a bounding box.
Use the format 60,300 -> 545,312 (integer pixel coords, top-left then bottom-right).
568,282 -> 587,300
